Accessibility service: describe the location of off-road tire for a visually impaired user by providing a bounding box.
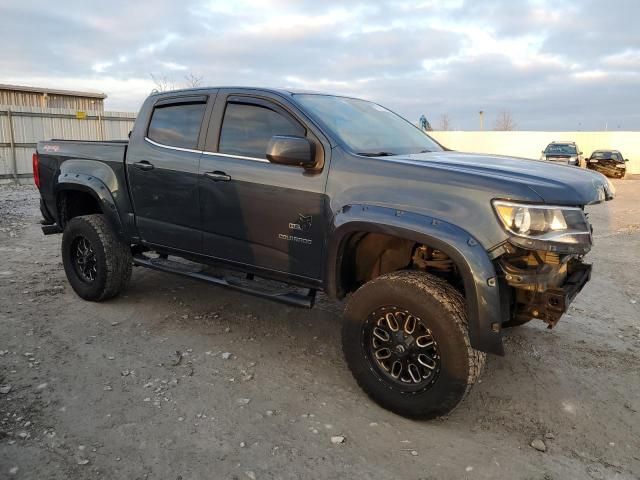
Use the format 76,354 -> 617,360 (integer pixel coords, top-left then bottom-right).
61,214 -> 132,301
342,271 -> 485,419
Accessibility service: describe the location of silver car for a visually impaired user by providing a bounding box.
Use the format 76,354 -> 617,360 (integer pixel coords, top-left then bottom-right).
541,141 -> 584,167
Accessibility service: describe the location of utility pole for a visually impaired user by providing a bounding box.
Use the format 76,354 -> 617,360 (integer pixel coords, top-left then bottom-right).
479,110 -> 484,131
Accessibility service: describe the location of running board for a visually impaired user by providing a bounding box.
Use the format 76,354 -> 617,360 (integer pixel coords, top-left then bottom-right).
132,255 -> 316,308
41,223 -> 62,235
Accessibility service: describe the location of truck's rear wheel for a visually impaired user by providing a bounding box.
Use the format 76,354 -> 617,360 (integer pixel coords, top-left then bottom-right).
342,271 -> 485,419
61,214 -> 132,301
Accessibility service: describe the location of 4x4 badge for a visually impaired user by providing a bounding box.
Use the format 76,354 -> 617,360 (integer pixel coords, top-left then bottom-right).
289,214 -> 312,232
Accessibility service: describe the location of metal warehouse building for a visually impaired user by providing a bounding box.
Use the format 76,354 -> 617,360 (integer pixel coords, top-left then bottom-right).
0,84 -> 106,111
1,84 -> 134,184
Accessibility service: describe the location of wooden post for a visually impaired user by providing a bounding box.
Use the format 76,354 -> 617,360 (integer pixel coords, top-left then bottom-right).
7,109 -> 19,184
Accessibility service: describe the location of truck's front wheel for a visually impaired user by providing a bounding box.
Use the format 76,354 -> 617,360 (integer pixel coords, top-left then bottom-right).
342,271 -> 485,419
61,214 -> 132,301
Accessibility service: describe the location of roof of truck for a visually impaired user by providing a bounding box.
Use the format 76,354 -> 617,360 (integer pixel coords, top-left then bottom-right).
149,87 -> 329,97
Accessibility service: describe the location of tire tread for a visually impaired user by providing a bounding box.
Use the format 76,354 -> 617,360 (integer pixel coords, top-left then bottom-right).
342,270 -> 486,418
63,214 -> 131,301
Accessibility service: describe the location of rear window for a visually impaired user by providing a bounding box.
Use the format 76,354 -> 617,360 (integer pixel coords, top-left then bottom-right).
147,102 -> 206,149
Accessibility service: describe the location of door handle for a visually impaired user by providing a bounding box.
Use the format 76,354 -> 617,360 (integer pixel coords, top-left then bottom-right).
204,171 -> 231,182
133,161 -> 154,171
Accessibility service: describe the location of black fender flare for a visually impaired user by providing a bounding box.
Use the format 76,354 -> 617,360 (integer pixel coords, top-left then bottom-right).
55,172 -> 124,238
326,204 -> 504,356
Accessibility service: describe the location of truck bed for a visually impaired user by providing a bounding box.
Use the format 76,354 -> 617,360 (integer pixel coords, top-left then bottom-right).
36,139 -> 132,229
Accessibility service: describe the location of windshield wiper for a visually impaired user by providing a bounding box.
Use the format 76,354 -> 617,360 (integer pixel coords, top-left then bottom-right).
356,151 -> 397,157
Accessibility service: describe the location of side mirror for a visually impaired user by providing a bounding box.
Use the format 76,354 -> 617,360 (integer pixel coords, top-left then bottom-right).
578,151 -> 583,155
541,150 -> 545,154
266,136 -> 316,168
625,158 -> 629,162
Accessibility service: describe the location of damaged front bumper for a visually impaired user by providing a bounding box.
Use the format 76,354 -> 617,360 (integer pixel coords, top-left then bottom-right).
497,246 -> 592,328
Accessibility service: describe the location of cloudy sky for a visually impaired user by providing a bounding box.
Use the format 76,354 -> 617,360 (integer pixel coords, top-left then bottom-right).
1,0 -> 638,130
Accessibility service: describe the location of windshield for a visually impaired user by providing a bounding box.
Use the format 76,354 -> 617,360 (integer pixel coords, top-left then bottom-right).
294,94 -> 443,156
545,144 -> 577,155
592,151 -> 621,160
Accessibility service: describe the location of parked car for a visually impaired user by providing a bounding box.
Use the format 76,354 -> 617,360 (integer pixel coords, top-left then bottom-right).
586,150 -> 628,178
33,87 -> 614,419
541,141 -> 584,167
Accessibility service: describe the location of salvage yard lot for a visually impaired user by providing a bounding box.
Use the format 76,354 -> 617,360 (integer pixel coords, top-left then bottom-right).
1,182 -> 639,480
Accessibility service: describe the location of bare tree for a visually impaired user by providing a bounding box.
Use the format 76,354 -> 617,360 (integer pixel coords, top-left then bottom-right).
438,114 -> 452,131
494,111 -> 517,131
150,73 -> 175,93
184,72 -> 203,88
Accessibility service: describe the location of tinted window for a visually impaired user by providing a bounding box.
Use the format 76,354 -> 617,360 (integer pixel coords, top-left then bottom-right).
148,102 -> 206,149
592,151 -> 622,160
219,102 -> 305,158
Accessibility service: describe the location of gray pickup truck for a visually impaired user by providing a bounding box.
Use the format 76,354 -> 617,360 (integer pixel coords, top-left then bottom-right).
34,87 -> 614,419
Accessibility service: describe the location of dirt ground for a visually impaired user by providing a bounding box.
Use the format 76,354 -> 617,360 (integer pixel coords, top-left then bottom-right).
0,181 -> 638,480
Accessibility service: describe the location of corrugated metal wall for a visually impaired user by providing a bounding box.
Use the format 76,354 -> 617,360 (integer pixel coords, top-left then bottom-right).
0,105 -> 135,181
0,90 -> 104,111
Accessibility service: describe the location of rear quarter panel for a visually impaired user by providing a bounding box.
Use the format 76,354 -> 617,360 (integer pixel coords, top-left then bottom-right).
37,141 -> 134,236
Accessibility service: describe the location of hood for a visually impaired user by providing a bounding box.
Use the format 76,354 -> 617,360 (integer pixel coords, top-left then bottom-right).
387,151 -> 614,205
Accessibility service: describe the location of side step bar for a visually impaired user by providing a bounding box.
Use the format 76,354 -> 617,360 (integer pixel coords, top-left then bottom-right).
41,223 -> 62,235
132,255 -> 316,309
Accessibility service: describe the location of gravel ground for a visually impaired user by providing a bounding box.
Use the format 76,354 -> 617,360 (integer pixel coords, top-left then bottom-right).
0,182 -> 639,480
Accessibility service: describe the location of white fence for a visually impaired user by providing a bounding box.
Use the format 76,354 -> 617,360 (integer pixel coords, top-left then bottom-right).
0,105 -> 135,183
430,131 -> 640,174
2,109 -> 637,182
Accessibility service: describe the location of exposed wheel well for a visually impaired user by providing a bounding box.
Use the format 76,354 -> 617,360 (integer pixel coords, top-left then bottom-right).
57,189 -> 102,228
337,232 -> 464,297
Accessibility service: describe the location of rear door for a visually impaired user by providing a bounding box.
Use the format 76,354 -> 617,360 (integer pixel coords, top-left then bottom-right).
198,90 -> 330,281
126,94 -> 212,252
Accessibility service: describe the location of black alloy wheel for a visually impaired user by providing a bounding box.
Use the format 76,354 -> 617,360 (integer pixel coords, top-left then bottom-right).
362,306 -> 440,393
71,236 -> 98,283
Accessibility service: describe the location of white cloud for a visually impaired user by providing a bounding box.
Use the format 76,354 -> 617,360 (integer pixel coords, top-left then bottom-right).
160,61 -> 188,71
602,49 -> 640,69
91,61 -> 113,73
137,33 -> 181,55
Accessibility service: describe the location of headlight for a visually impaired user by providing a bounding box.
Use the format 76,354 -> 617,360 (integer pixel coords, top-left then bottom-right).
492,200 -> 591,249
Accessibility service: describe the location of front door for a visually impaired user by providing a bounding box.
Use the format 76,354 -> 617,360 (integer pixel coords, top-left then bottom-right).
127,96 -> 208,253
198,93 -> 329,281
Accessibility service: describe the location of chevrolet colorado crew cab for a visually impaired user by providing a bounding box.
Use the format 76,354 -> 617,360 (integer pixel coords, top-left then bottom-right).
34,87 -> 614,419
